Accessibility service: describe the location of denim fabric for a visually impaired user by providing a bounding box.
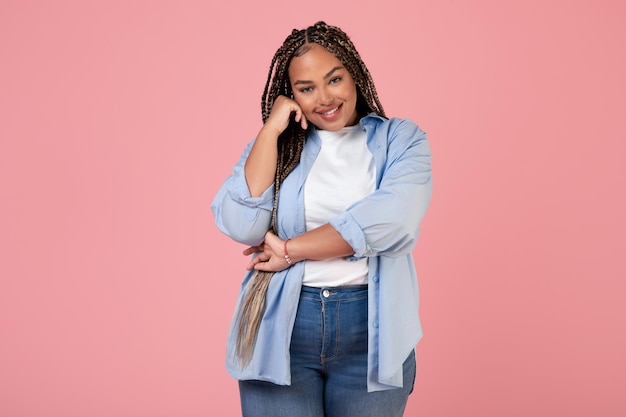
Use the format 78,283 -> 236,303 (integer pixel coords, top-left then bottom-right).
239,285 -> 415,417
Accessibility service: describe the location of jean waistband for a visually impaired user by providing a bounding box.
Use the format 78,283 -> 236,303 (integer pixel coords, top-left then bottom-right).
300,284 -> 368,301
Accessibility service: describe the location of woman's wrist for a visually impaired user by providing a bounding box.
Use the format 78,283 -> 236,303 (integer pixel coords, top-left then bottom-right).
258,121 -> 283,140
283,237 -> 305,265
283,238 -> 294,265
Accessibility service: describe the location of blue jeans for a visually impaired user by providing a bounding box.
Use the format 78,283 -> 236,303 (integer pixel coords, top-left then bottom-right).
239,285 -> 416,417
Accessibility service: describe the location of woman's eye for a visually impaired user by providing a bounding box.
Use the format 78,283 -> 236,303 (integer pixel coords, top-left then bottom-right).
299,87 -> 313,94
330,77 -> 342,84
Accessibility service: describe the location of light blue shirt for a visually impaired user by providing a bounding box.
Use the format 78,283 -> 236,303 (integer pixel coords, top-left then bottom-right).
211,114 -> 432,392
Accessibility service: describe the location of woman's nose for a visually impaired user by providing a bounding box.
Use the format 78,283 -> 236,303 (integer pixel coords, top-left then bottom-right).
318,87 -> 332,105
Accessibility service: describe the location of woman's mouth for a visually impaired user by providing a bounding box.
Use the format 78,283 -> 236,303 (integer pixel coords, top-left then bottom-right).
317,104 -> 343,120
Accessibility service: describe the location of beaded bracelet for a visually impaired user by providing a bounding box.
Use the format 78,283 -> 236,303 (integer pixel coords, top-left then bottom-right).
284,238 -> 293,265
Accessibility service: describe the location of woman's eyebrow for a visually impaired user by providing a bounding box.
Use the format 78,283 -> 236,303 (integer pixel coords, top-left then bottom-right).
293,66 -> 344,85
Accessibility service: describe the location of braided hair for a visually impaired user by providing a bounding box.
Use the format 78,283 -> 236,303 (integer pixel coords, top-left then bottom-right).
236,21 -> 386,366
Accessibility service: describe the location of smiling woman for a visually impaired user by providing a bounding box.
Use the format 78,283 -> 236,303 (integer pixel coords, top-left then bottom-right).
211,21 -> 432,417
288,44 -> 359,130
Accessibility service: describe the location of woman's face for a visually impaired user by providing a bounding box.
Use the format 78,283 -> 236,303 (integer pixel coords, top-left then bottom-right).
288,44 -> 359,131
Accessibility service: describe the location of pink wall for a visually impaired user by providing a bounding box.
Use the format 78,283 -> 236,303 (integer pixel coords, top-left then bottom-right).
1,1 -> 624,416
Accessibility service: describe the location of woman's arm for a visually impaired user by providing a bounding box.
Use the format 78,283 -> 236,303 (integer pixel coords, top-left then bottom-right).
211,96 -> 308,245
245,225 -> 353,272
330,119 -> 432,258
244,96 -> 307,196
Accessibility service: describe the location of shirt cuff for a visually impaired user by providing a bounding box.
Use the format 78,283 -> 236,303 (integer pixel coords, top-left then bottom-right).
329,212 -> 368,259
228,172 -> 275,212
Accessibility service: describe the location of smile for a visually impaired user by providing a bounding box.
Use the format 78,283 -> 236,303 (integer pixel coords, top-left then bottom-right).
318,104 -> 342,116
322,106 -> 339,116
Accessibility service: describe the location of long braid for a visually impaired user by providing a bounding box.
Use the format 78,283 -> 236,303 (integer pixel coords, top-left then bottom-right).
235,22 -> 385,366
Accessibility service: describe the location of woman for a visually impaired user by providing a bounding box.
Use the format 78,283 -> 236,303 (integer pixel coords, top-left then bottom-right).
211,21 -> 432,417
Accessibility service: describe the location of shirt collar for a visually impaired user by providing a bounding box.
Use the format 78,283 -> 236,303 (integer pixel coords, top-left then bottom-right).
359,112 -> 387,128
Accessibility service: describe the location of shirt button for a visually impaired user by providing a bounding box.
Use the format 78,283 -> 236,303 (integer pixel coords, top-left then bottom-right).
322,289 -> 330,298
373,276 -> 379,283
373,321 -> 379,328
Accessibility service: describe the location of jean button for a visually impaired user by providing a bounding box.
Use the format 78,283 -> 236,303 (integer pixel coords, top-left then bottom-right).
322,289 -> 330,298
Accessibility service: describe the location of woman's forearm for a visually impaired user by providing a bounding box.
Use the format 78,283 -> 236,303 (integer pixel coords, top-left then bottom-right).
288,224 -> 354,263
244,125 -> 279,197
244,96 -> 308,197
246,224 -> 355,272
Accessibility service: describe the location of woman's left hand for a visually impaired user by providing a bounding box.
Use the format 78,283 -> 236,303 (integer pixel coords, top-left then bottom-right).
243,230 -> 291,272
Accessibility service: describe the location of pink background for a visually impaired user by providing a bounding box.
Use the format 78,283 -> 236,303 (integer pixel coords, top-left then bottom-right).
1,1 -> 625,416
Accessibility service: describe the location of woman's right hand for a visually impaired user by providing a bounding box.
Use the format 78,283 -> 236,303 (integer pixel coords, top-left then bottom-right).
262,95 -> 308,135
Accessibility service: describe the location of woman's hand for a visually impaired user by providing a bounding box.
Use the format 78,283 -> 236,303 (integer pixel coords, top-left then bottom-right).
243,230 -> 292,272
263,95 -> 308,135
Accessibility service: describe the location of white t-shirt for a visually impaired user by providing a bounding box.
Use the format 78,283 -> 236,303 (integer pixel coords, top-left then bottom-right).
303,124 -> 375,287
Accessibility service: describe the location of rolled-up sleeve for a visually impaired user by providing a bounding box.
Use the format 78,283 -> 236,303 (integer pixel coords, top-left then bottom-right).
211,139 -> 274,246
330,119 -> 432,258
